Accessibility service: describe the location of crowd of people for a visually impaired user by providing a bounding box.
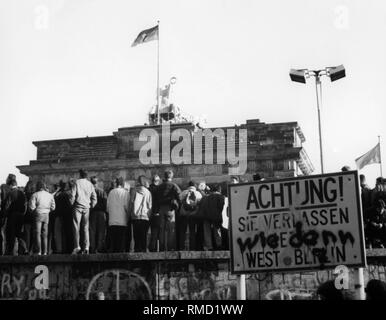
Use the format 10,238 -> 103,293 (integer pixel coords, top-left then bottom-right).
1,167 -> 385,255
0,169 -> 245,256
360,174 -> 386,248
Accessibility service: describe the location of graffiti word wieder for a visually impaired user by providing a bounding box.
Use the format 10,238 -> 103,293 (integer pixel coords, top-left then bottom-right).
237,221 -> 355,253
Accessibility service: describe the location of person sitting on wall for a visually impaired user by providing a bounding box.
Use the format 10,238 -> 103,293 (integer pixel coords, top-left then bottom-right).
70,169 -> 97,255
29,181 -> 55,255
106,177 -> 130,253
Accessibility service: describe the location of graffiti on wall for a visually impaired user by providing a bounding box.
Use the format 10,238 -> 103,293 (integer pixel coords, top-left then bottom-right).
0,258 -> 386,300
86,269 -> 152,300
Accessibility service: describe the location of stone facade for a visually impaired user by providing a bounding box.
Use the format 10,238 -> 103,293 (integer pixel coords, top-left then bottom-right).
17,119 -> 314,190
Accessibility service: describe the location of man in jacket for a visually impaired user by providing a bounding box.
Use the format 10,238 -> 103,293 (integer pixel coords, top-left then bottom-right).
70,169 -> 97,254
0,174 -> 17,255
130,175 -> 152,252
53,181 -> 72,253
148,174 -> 161,252
29,181 -> 55,255
178,181 -> 202,250
154,170 -> 181,251
106,177 -> 130,253
3,177 -> 28,255
199,184 -> 225,251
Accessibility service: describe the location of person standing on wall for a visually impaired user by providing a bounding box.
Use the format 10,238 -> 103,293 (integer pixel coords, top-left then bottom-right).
199,183 -> 225,251
29,181 -> 55,255
130,175 -> 152,252
70,169 -> 97,255
177,181 -> 202,250
89,176 -> 107,254
0,174 -> 17,255
3,177 -> 28,255
154,170 -> 181,251
53,181 -> 73,254
23,180 -> 35,254
148,174 -> 161,252
106,177 -> 130,253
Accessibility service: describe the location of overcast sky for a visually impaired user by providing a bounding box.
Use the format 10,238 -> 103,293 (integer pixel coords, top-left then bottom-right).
1,0 -> 385,187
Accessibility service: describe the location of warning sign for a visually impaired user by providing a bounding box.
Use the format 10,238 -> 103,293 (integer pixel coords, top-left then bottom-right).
228,171 -> 366,274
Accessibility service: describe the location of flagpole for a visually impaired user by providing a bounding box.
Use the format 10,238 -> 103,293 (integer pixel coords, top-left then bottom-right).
157,20 -> 160,125
379,135 -> 383,176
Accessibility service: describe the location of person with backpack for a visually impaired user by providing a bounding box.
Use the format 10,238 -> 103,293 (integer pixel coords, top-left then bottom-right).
177,181 -> 202,250
130,176 -> 152,252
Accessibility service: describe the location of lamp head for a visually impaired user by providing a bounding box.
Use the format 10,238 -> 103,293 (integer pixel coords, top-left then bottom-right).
289,69 -> 307,84
328,65 -> 345,82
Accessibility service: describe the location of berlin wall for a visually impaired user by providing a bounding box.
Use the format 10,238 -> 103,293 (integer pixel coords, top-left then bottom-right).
0,250 -> 385,300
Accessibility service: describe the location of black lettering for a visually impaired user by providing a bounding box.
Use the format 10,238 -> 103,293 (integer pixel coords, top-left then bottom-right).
339,207 -> 349,224
237,235 -> 259,256
310,210 -> 319,226
245,252 -> 256,268
330,208 -> 339,225
322,230 -> 337,246
301,181 -> 309,205
294,249 -> 303,265
303,230 -> 319,246
258,184 -> 271,209
265,251 -> 273,267
289,222 -> 303,248
283,182 -> 296,206
267,233 -> 279,249
271,183 -> 285,208
338,231 -> 355,246
309,179 -> 324,204
319,210 -> 328,225
247,187 -> 259,210
324,177 -> 337,202
238,217 -> 246,232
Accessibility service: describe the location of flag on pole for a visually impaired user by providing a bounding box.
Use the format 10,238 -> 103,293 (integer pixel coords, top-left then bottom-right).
355,143 -> 381,170
131,25 -> 159,47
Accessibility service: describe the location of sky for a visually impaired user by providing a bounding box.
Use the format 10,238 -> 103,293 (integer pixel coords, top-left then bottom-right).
0,0 -> 385,187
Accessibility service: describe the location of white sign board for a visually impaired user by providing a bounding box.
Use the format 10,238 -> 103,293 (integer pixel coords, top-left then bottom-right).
228,171 -> 366,274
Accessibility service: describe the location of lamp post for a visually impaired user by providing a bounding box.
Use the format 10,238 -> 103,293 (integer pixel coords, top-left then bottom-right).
289,65 -> 346,174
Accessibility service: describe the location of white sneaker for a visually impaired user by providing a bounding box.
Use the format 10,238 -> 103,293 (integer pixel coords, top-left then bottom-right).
72,248 -> 81,255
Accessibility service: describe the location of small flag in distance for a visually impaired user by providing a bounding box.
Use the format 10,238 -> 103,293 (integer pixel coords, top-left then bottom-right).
355,143 -> 381,170
132,25 -> 158,47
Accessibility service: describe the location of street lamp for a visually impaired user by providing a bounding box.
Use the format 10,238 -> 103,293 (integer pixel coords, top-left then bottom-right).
289,65 -> 346,174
